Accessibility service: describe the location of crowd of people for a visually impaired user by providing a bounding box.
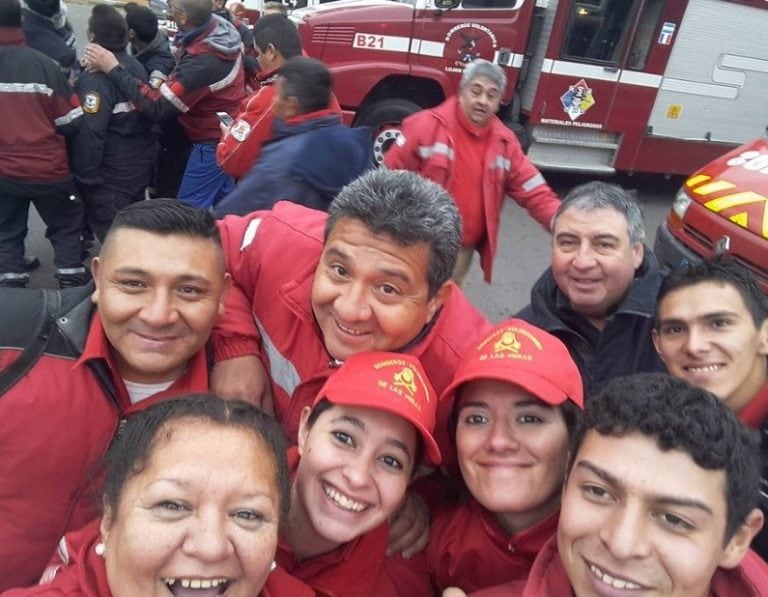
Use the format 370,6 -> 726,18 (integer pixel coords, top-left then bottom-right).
1,0 -> 767,595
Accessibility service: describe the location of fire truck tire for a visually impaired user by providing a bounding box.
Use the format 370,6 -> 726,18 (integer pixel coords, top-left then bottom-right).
356,99 -> 422,165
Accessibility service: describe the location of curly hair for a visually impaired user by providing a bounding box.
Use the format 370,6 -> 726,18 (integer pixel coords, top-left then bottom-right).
570,373 -> 761,542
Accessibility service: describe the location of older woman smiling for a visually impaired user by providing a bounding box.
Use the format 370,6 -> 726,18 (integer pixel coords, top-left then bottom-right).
5,395 -> 313,596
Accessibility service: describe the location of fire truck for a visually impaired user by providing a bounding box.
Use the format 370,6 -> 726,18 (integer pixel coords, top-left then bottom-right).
291,0 -> 768,175
654,134 -> 768,293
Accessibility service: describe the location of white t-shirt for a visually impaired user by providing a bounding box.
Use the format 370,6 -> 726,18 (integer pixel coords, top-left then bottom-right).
123,379 -> 175,404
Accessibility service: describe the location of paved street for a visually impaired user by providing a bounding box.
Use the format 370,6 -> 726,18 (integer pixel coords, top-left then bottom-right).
24,2 -> 680,320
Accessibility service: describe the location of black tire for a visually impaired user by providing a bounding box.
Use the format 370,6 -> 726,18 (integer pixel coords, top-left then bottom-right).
355,99 -> 422,165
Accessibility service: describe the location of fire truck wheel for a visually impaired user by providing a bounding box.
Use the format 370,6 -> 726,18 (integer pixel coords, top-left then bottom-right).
355,99 -> 422,165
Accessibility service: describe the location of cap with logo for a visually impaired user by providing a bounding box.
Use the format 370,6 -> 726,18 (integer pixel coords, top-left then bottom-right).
313,352 -> 441,465
440,319 -> 584,409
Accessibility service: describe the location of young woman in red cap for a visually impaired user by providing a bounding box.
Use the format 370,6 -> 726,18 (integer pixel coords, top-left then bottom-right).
276,351 -> 441,597
427,319 -> 584,593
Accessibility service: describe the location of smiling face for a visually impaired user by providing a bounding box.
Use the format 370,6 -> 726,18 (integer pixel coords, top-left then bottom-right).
455,380 -> 569,533
311,217 -> 447,361
92,229 -> 229,384
558,431 -> 750,597
653,281 -> 768,414
291,404 -> 416,560
457,75 -> 502,127
101,420 -> 282,597
552,207 -> 643,329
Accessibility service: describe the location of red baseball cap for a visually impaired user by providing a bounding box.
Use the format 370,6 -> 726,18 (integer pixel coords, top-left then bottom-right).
440,319 -> 584,409
313,352 -> 441,465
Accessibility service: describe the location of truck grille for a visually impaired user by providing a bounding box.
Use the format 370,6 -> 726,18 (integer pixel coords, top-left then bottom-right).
311,25 -> 356,45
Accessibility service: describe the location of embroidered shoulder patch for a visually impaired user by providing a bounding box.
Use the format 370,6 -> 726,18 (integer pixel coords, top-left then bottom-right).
82,92 -> 101,114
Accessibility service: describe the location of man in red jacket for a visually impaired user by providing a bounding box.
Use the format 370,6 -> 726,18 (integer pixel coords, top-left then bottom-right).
454,374 -> 768,597
0,0 -> 88,289
384,59 -> 559,285
0,200 -> 230,590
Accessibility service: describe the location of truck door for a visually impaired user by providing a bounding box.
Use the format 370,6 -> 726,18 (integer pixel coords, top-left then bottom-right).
412,0 -> 536,102
525,0 -> 669,173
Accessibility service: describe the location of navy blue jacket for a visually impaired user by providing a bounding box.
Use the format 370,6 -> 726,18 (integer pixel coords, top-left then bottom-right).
517,251 -> 666,400
131,30 -> 175,89
215,113 -> 371,217
72,51 -> 156,195
21,7 -> 77,72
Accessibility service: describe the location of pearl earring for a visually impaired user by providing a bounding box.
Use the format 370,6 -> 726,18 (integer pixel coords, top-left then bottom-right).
270,561 -> 276,572
95,542 -> 106,557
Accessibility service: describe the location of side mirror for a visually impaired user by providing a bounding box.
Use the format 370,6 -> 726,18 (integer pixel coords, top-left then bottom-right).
434,0 -> 460,9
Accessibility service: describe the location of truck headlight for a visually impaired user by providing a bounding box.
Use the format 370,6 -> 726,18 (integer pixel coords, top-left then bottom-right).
672,188 -> 692,219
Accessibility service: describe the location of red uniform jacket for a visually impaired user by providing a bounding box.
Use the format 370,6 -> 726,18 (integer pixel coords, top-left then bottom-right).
384,96 -> 559,282
212,202 -> 491,458
3,519 -> 313,596
0,27 -> 82,185
428,498 -> 557,592
470,535 -> 768,597
107,15 -> 245,143
0,308 -> 209,591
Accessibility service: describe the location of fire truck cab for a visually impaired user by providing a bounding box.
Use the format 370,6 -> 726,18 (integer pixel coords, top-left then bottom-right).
654,134 -> 768,293
293,0 -> 768,176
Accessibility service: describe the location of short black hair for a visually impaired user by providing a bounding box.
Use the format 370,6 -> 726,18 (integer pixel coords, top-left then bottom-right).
124,2 -> 158,43
278,56 -> 331,113
102,199 -> 222,254
89,4 -> 128,52
569,373 -> 761,543
0,0 -> 22,27
252,13 -> 301,59
104,394 -> 291,526
656,257 -> 768,329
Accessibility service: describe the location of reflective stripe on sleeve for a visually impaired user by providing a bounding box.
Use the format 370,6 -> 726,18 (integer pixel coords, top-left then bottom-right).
522,173 -> 546,192
54,106 -> 83,126
160,83 -> 190,113
417,143 -> 454,160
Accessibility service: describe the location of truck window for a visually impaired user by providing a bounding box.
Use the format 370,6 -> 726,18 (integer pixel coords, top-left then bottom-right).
460,0 -> 518,8
562,0 -> 636,65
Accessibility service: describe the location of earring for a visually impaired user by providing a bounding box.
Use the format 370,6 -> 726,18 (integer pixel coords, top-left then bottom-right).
95,542 -> 106,557
270,561 -> 276,572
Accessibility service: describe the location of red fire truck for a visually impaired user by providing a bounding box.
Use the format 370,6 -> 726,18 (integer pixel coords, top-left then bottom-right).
654,134 -> 768,292
291,0 -> 768,175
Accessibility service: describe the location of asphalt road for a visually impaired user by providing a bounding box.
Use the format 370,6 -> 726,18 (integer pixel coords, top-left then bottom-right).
25,2 -> 680,321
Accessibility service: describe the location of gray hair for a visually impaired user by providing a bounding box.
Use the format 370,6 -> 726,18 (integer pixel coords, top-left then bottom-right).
326,169 -> 461,296
554,181 -> 645,245
459,59 -> 507,92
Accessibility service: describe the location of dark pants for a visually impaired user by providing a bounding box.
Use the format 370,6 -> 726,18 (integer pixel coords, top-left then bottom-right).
0,191 -> 85,284
80,185 -> 146,242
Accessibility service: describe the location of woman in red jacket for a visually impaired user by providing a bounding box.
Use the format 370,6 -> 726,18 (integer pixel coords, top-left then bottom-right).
4,394 -> 313,596
276,351 -> 441,597
427,320 -> 584,593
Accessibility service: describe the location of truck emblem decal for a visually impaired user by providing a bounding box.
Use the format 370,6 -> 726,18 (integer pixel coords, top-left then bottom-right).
443,23 -> 498,72
560,79 -> 595,121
